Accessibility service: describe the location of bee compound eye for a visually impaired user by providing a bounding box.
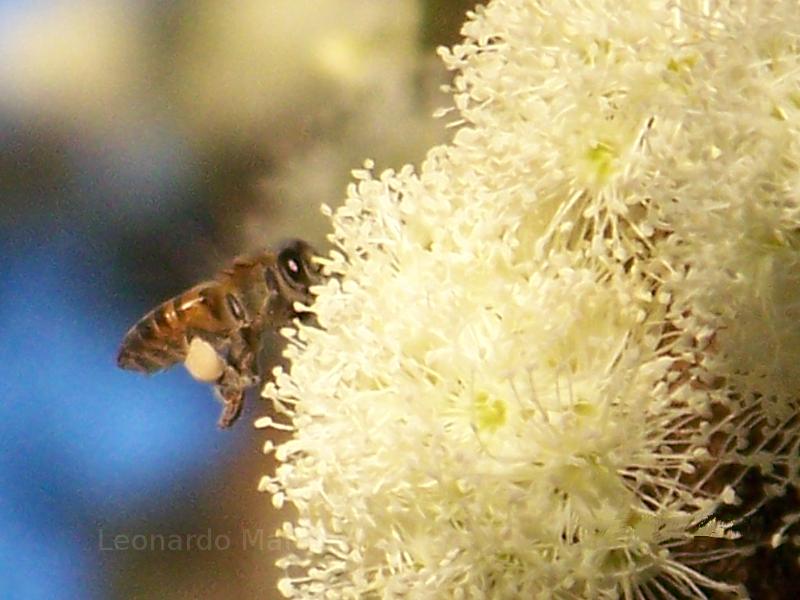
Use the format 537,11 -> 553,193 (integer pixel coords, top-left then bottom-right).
286,255 -> 301,277
278,245 -> 310,287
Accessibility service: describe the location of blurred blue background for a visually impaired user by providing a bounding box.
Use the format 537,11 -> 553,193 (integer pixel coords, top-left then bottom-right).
0,116 -> 262,599
0,0 -> 465,597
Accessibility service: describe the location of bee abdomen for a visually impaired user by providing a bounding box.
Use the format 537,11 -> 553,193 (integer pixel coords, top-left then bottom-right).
117,298 -> 192,373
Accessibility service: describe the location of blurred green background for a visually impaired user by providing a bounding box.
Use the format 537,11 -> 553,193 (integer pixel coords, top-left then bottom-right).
0,1 -> 476,597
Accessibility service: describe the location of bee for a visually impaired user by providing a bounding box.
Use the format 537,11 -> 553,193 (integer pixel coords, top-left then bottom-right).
117,239 -> 321,428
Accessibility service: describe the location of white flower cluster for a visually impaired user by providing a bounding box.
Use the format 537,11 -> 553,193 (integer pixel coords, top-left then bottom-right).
259,1 -> 800,597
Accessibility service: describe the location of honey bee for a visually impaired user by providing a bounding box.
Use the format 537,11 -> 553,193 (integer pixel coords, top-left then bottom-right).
117,239 -> 321,428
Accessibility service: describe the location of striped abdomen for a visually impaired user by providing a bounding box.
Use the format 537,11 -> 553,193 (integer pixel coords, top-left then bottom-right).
117,282 -> 236,374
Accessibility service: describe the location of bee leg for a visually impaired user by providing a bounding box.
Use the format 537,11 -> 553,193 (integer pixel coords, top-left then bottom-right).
213,327 -> 262,428
217,386 -> 245,428
232,325 -> 262,378
213,361 -> 252,428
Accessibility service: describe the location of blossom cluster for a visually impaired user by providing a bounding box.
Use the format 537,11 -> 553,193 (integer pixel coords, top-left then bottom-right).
260,1 -> 800,597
